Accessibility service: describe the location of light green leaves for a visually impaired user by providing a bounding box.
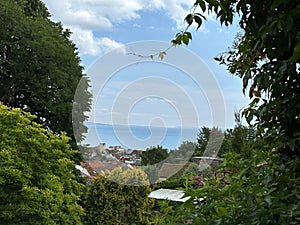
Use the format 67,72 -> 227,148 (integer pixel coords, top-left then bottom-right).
0,103 -> 84,224
171,31 -> 192,46
158,51 -> 167,60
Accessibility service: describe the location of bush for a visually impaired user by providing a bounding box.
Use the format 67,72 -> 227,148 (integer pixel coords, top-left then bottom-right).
0,103 -> 84,224
84,167 -> 152,225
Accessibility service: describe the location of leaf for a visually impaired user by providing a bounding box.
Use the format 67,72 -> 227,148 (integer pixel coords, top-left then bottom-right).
185,14 -> 194,26
270,0 -> 285,10
182,32 -> 190,45
173,32 -> 183,45
185,31 -> 192,40
290,41 -> 300,61
198,0 -> 206,12
171,39 -> 179,46
158,51 -> 167,60
194,15 -> 203,30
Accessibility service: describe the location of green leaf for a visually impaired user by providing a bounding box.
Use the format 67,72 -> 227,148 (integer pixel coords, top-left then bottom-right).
270,0 -> 285,10
182,32 -> 190,45
198,0 -> 206,12
158,51 -> 167,60
185,14 -> 194,26
290,41 -> 300,61
194,15 -> 202,30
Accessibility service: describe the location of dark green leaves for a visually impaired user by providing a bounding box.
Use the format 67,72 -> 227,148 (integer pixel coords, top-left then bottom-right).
184,13 -> 205,30
185,13 -> 194,26
290,41 -> 300,61
0,0 -> 91,152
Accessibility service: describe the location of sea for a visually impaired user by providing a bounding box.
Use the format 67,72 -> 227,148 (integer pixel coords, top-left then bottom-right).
83,123 -> 199,150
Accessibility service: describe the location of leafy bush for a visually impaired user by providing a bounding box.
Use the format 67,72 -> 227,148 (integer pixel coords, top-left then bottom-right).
0,103 -> 85,224
84,167 -> 152,225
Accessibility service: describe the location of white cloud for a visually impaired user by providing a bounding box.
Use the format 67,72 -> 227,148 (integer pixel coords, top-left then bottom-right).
42,0 -> 214,56
70,27 -> 125,56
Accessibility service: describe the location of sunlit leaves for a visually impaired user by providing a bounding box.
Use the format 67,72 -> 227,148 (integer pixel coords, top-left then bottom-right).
84,168 -> 152,225
158,51 -> 167,60
171,31 -> 192,46
0,103 -> 84,224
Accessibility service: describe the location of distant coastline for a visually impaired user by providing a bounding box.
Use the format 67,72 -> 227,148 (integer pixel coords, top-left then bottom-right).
85,121 -> 199,129
83,122 -> 198,150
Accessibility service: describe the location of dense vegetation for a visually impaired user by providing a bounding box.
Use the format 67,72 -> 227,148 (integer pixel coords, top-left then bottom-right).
151,0 -> 300,224
1,0 -> 299,224
84,167 -> 152,225
0,103 -> 85,224
0,0 -> 91,151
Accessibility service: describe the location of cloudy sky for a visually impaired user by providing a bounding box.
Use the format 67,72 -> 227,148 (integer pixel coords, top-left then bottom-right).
42,0 -> 249,130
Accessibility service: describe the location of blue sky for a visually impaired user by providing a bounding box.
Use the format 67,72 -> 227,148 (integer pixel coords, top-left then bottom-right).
42,0 -> 249,130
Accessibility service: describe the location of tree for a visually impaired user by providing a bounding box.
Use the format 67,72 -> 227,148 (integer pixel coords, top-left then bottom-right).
0,0 -> 91,150
0,103 -> 84,224
194,127 -> 224,157
170,141 -> 197,162
83,167 -> 152,225
152,0 -> 300,224
218,111 -> 258,157
140,145 -> 169,166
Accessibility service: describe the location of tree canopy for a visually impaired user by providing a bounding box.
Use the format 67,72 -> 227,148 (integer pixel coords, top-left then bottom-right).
0,103 -> 84,224
0,0 -> 91,149
140,145 -> 169,166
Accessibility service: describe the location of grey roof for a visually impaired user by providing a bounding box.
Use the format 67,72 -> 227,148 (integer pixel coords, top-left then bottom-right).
148,188 -> 190,202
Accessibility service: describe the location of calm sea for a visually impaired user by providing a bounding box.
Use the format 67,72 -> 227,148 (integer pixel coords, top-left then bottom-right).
83,123 -> 198,150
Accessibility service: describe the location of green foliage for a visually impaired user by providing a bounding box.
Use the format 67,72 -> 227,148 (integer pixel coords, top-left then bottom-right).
84,167 -> 152,225
194,120 -> 258,158
152,177 -> 186,190
186,151 -> 300,224
158,0 -> 300,224
0,103 -> 85,224
170,141 -> 196,162
201,0 -> 300,160
150,200 -> 193,225
220,112 -> 258,158
105,167 -> 150,186
0,0 -> 91,150
171,31 -> 192,46
142,165 -> 160,184
153,150 -> 300,224
194,127 -> 224,157
140,145 -> 169,166
186,163 -> 214,179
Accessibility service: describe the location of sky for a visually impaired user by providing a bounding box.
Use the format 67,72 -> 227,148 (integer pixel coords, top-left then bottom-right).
41,0 -> 249,131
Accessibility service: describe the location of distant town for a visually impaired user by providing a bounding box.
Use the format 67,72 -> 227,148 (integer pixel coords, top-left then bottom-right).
77,143 -> 145,178
76,143 -> 223,182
